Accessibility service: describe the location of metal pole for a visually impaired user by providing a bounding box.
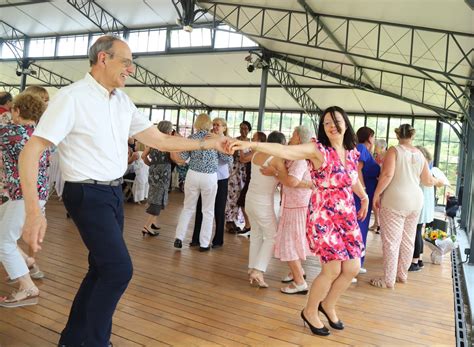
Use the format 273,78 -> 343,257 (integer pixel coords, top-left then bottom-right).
257,63 -> 269,131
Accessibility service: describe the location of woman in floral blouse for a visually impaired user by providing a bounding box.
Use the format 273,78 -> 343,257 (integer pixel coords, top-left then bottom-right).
0,93 -> 48,308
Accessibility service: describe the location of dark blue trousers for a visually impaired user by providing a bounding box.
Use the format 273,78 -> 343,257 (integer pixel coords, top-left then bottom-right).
59,182 -> 133,347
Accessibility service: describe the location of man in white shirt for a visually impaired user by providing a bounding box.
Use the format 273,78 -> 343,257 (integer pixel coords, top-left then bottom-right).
18,35 -> 226,347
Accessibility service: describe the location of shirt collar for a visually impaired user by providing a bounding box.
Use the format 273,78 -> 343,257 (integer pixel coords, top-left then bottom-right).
84,73 -> 116,99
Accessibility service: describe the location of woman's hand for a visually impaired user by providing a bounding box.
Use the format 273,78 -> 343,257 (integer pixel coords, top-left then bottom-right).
357,198 -> 369,221
228,139 -> 253,154
373,192 -> 381,210
260,165 -> 277,177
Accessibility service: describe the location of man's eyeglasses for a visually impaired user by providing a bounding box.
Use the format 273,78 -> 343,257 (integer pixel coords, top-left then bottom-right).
104,51 -> 134,68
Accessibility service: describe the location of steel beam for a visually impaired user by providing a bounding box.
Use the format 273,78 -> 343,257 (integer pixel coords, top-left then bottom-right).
67,0 -> 210,112
268,57 -> 320,130
0,20 -> 74,90
297,0 -> 377,90
270,51 -> 461,121
198,2 -> 474,82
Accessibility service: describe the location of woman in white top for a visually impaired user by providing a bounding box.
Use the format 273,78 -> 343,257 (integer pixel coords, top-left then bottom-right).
371,124 -> 438,289
246,131 -> 288,288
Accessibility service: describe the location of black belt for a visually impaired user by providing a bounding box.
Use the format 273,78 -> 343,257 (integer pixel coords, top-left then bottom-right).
73,178 -> 123,186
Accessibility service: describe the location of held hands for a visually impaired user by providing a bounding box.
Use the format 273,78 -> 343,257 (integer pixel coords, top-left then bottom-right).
226,139 -> 252,154
22,213 -> 47,253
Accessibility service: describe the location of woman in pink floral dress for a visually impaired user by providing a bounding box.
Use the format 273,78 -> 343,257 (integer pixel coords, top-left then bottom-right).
230,106 -> 368,337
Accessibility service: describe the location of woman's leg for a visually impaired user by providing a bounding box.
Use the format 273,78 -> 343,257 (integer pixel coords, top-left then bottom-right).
321,259 -> 360,321
303,261 -> 341,328
397,210 -> 420,282
412,223 -> 423,263
379,207 -> 405,287
175,171 -> 201,242
198,173 -> 218,248
287,260 -> 305,285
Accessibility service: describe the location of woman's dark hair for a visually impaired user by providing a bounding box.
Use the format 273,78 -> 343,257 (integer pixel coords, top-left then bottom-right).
395,123 -> 415,139
0,92 -> 13,105
267,131 -> 286,145
356,126 -> 375,144
317,106 -> 356,150
240,120 -> 252,132
254,131 -> 267,142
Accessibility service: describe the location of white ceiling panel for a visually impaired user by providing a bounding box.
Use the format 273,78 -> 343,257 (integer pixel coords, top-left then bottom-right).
137,52 -> 263,85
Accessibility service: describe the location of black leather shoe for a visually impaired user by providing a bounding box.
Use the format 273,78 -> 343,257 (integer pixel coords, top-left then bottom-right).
189,242 -> 200,247
199,246 -> 210,252
174,238 -> 182,248
300,310 -> 330,336
212,244 -> 222,249
318,303 -> 344,330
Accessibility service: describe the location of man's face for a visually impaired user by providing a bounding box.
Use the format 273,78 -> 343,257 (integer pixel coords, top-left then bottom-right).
103,41 -> 135,89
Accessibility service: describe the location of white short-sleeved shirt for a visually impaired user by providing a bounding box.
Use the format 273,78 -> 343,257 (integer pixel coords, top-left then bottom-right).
34,73 -> 152,181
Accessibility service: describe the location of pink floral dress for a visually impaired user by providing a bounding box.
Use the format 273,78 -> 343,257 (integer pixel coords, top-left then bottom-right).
306,140 -> 365,263
274,159 -> 312,261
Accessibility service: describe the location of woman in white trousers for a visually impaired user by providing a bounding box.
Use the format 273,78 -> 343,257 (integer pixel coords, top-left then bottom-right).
245,131 -> 288,287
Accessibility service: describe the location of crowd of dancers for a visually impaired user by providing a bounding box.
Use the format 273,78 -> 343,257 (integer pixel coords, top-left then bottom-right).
0,34 -> 447,345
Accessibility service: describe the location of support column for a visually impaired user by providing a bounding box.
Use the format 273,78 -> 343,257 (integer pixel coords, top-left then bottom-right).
257,67 -> 268,131
257,60 -> 269,132
464,87 -> 474,264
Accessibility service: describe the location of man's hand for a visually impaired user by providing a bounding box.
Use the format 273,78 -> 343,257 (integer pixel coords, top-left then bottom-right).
22,213 -> 47,252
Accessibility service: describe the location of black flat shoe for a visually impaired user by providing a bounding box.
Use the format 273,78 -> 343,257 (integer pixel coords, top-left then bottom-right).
318,303 -> 344,330
174,238 -> 182,248
151,224 -> 161,230
199,246 -> 210,252
212,244 -> 222,249
300,310 -> 330,336
189,241 -> 200,247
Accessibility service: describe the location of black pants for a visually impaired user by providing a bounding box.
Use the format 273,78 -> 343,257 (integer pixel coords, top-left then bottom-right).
59,182 -> 133,347
413,222 -> 433,258
192,178 -> 228,246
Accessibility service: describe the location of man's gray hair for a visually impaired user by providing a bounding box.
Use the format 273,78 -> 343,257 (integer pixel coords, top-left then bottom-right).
88,35 -> 123,66
157,120 -> 173,135
294,125 -> 312,144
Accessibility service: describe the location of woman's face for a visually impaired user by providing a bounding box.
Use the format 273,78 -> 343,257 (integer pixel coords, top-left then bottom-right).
251,133 -> 261,142
212,121 -> 226,135
367,134 -> 375,150
322,111 -> 346,142
240,123 -> 250,138
289,130 -> 300,145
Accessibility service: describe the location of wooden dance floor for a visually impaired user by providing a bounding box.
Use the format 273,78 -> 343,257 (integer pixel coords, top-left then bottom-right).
0,192 -> 455,346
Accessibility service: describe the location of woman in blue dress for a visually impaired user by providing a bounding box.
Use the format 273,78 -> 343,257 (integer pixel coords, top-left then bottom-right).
354,127 -> 380,272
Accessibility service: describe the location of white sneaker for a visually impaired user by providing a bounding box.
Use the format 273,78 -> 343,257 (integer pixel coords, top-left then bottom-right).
351,278 -> 358,284
359,267 -> 367,274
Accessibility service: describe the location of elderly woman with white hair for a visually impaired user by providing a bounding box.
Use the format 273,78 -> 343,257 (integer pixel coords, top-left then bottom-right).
173,114 -> 233,251
262,125 -> 314,294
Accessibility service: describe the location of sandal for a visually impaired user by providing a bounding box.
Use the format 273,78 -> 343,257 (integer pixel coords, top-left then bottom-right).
249,270 -> 268,288
281,281 -> 308,295
369,278 -> 392,289
6,263 -> 44,284
281,273 -> 306,283
0,286 -> 39,308
141,227 -> 159,237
